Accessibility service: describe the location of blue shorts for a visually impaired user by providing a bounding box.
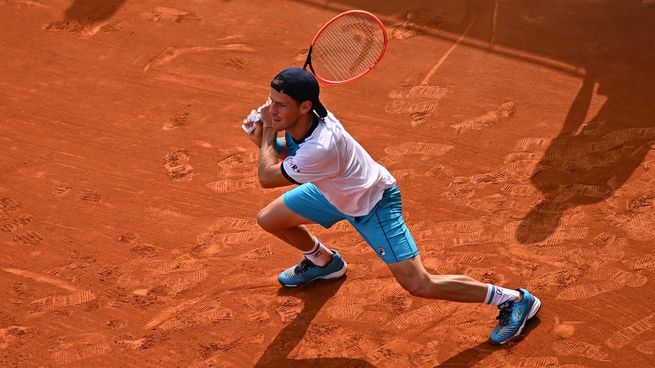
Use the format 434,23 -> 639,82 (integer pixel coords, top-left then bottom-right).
282,184 -> 419,264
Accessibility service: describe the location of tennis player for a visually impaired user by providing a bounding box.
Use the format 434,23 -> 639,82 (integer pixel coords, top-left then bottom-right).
243,67 -> 541,344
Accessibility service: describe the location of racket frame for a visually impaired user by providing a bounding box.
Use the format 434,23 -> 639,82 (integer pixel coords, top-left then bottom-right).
304,9 -> 388,85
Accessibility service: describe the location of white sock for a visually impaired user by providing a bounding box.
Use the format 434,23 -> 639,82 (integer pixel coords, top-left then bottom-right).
302,239 -> 333,267
485,284 -> 521,306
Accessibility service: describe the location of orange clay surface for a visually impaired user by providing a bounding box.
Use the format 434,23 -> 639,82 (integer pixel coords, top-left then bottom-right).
2,1 -> 655,367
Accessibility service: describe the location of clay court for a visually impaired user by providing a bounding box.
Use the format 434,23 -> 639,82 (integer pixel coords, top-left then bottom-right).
2,0 -> 655,366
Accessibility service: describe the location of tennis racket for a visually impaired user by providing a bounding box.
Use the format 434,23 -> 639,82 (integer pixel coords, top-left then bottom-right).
243,10 -> 387,133
304,9 -> 388,85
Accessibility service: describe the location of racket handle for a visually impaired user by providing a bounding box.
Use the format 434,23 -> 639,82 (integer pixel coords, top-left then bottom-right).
241,123 -> 256,134
241,112 -> 260,134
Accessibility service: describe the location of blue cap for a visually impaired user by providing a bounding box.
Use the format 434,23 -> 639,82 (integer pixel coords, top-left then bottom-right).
270,67 -> 327,118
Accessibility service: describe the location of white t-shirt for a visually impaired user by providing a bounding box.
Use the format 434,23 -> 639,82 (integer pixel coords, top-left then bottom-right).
281,111 -> 396,216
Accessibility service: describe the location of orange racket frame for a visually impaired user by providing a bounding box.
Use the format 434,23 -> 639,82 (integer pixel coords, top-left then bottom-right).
303,10 -> 388,85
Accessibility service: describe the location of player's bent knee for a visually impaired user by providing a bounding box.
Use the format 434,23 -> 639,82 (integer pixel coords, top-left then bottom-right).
256,208 -> 276,233
257,206 -> 293,234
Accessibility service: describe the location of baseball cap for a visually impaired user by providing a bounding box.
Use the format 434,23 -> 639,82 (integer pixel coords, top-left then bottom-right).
270,67 -> 328,118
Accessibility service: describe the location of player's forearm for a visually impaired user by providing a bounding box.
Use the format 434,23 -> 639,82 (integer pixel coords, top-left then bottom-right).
258,127 -> 280,187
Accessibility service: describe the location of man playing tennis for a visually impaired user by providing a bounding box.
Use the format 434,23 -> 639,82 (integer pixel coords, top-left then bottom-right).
243,67 -> 541,345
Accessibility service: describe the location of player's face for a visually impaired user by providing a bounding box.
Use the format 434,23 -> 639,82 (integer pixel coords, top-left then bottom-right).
269,88 -> 304,130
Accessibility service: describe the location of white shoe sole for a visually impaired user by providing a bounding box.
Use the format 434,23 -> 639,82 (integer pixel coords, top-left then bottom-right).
281,261 -> 348,288
320,261 -> 348,280
527,296 -> 542,319
513,296 -> 542,338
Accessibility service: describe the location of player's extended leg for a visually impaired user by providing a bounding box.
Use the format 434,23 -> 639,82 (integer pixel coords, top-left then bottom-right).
390,257 -> 541,343
386,255 -> 488,303
386,252 -> 540,344
356,186 -> 541,344
257,194 -> 347,287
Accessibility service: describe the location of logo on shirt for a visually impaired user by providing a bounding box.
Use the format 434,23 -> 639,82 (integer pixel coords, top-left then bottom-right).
289,160 -> 301,173
377,247 -> 386,256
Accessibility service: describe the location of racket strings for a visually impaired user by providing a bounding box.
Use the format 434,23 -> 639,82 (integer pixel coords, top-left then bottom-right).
316,19 -> 382,79
312,14 -> 385,82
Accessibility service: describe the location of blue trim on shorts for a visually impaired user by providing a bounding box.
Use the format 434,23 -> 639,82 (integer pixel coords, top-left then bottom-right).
283,183 -> 419,264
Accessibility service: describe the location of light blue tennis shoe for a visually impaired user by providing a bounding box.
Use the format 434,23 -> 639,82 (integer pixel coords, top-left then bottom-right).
489,288 -> 541,344
278,250 -> 347,287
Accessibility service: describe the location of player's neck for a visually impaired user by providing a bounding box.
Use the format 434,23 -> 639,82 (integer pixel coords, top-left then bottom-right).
288,113 -> 316,142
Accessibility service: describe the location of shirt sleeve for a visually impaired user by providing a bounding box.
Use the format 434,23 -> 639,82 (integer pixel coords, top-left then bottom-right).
281,142 -> 338,184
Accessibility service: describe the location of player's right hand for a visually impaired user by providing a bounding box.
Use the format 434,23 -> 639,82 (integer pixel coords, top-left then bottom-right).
258,99 -> 273,129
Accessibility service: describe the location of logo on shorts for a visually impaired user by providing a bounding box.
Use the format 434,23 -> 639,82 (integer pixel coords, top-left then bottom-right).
377,247 -> 386,256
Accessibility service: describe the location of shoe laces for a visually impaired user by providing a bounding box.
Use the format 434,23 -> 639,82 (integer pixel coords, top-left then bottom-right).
496,301 -> 514,326
294,258 -> 316,274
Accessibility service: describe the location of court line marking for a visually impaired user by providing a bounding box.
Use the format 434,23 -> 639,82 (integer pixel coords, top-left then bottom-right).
421,16 -> 475,85
2,267 -> 79,291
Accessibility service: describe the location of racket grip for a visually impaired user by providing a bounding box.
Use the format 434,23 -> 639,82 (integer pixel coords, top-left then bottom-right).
241,123 -> 256,134
241,112 -> 260,134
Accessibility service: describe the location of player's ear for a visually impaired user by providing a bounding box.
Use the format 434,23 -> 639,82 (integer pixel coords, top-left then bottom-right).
299,100 -> 312,114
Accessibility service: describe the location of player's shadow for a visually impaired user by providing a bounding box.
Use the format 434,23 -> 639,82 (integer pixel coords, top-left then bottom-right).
435,342 -> 499,367
254,277 -> 376,368
435,317 -> 540,367
65,0 -> 126,21
291,0 -> 655,244
516,12 -> 655,243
